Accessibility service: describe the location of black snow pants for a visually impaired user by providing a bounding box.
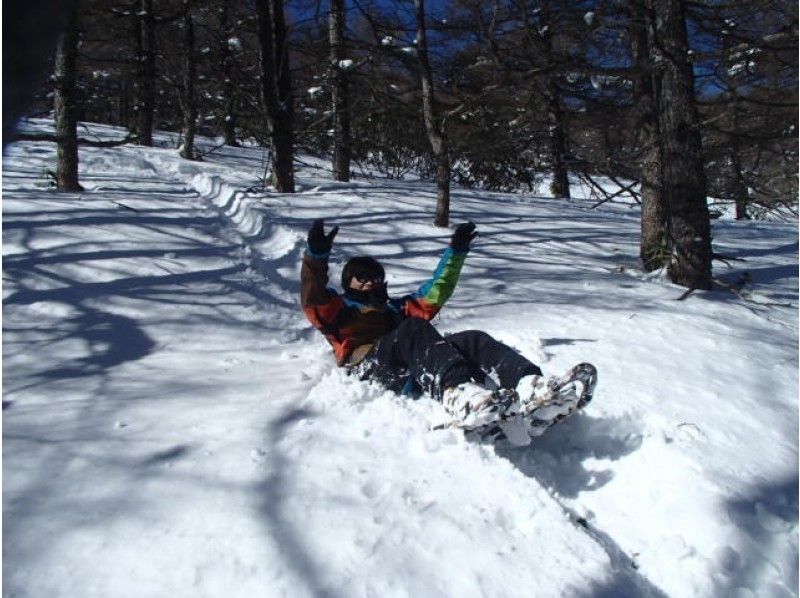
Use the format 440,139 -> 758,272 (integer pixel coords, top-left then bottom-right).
355,317 -> 542,399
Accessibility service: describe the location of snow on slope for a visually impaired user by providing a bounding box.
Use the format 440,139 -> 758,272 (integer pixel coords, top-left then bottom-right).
3,120 -> 798,598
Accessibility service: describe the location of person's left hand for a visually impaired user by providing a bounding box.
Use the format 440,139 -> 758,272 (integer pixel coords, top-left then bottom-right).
450,222 -> 478,252
369,281 -> 389,307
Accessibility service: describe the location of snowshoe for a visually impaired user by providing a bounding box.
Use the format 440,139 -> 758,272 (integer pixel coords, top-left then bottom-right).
436,384 -> 518,431
465,363 -> 597,445
525,363 -> 597,437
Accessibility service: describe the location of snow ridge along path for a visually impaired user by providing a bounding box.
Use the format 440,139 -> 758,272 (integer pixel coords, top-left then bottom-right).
3,121 -> 798,598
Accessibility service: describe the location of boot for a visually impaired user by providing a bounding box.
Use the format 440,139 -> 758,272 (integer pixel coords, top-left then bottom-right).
442,382 -> 517,429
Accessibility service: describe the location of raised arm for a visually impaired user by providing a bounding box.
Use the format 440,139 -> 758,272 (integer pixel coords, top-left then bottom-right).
400,222 -> 477,320
301,219 -> 344,327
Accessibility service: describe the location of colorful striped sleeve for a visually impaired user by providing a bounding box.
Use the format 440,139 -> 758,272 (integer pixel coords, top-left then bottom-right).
401,247 -> 467,320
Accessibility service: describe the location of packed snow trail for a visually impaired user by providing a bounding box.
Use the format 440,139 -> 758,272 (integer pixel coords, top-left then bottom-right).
3,120 -> 798,597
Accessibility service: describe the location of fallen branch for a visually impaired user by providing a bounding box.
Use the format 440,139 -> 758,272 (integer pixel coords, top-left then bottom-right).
113,201 -> 141,213
577,171 -> 641,208
713,276 -> 794,309
712,253 -> 747,267
606,175 -> 641,204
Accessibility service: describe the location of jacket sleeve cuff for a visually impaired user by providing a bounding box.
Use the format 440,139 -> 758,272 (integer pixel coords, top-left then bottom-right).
306,244 -> 330,259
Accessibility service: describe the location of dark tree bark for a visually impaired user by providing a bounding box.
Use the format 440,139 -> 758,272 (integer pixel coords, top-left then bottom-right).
631,0 -> 667,271
415,0 -> 450,227
134,0 -> 155,146
731,151 -> 749,220
514,0 -> 570,199
179,0 -> 198,160
256,0 -> 295,193
648,0 -> 713,289
118,78 -> 131,129
729,100 -> 750,220
54,2 -> 82,192
329,0 -> 351,182
540,1 -> 570,199
219,0 -> 238,146
546,79 -> 570,198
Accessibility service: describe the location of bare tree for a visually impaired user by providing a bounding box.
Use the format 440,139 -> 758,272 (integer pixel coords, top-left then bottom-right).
54,1 -> 83,191
695,0 -> 798,220
36,0 -> 793,229
647,0 -> 712,289
256,0 -> 295,192
179,0 -> 198,160
728,97 -> 750,220
218,0 -> 239,146
134,0 -> 156,146
539,2 -> 570,199
329,0 -> 351,182
415,0 -> 450,227
630,0 -> 666,270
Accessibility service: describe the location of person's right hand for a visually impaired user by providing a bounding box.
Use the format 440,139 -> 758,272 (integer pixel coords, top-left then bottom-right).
307,219 -> 339,255
450,221 -> 478,252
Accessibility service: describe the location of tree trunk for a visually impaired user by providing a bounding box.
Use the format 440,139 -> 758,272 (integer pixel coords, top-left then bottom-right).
547,80 -> 570,198
256,0 -> 295,193
435,153 -> 451,226
648,0 -> 712,289
536,2 -> 570,199
415,0 -> 450,228
118,78 -> 130,128
732,153 -> 749,220
179,0 -> 197,160
219,0 -> 238,146
329,0 -> 351,182
271,0 -> 295,192
730,154 -> 749,220
631,0 -> 667,271
730,102 -> 749,220
134,0 -> 155,146
54,2 -> 82,192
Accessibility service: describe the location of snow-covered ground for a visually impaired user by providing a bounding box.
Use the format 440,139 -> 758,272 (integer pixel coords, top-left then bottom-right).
3,120 -> 798,598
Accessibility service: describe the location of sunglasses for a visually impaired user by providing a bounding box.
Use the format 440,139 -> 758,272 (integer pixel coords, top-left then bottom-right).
353,271 -> 384,284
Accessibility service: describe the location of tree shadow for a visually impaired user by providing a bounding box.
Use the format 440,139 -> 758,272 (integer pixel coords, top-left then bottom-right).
2,166 -> 316,422
719,474 -> 799,596
743,264 -> 798,286
572,572 -> 668,598
495,413 -> 669,596
4,263 -> 248,307
256,406 -> 342,598
39,308 -> 156,379
497,413 -> 644,499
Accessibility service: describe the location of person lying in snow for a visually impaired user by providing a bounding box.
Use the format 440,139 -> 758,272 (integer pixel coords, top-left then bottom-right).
300,218 -> 596,445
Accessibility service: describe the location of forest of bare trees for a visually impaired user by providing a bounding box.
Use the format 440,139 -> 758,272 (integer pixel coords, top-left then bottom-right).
14,0 -> 799,290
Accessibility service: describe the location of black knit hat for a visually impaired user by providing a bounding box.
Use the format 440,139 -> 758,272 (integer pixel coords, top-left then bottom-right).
341,256 -> 385,288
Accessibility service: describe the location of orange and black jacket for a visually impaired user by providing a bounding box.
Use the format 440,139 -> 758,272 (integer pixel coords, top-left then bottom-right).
301,245 -> 468,366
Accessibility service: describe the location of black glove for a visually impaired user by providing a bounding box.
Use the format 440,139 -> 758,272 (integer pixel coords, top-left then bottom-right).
369,281 -> 389,307
450,222 -> 477,252
307,219 -> 339,255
